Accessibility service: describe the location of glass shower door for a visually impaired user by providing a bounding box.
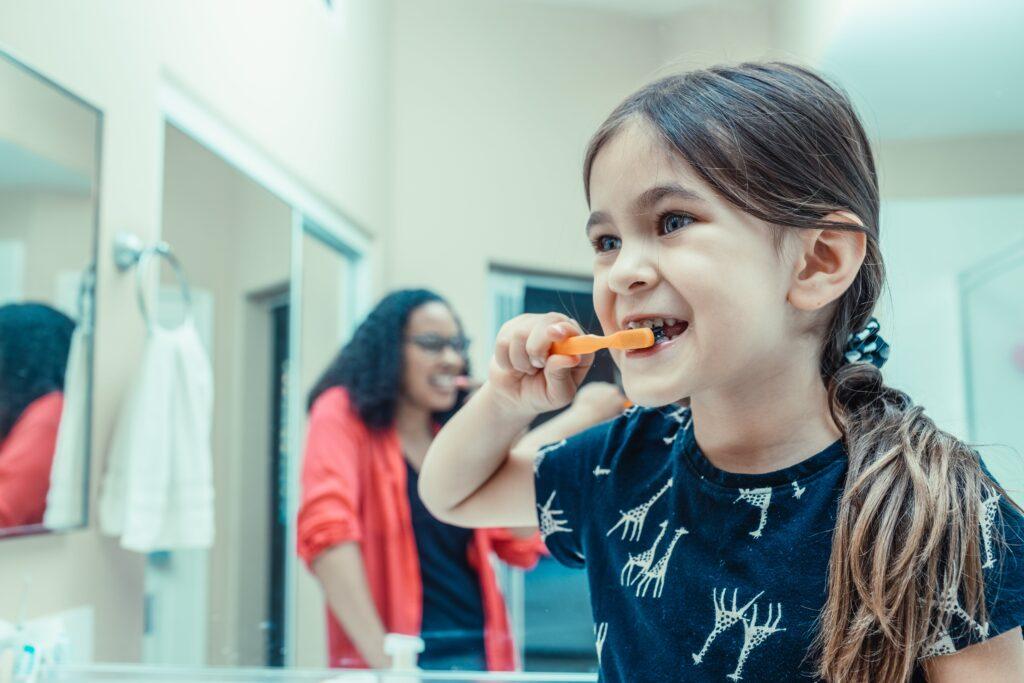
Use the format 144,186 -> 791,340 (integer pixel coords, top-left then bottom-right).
961,241 -> 1024,501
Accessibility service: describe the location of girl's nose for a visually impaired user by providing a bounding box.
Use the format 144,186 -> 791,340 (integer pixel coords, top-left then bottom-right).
607,243 -> 658,295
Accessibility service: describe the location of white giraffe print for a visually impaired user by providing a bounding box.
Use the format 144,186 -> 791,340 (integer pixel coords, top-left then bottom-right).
692,588 -> 764,665
936,583 -> 989,639
979,489 -> 1001,570
662,406 -> 692,445
607,477 -> 673,541
920,626 -> 957,659
727,602 -> 786,681
791,481 -> 805,500
594,622 -> 608,666
621,520 -> 668,586
734,487 -> 772,539
534,439 -> 566,475
537,490 -> 572,541
593,465 -> 611,478
635,526 -> 687,598
622,404 -> 640,417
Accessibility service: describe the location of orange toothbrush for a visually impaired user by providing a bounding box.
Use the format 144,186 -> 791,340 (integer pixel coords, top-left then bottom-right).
550,328 -> 655,356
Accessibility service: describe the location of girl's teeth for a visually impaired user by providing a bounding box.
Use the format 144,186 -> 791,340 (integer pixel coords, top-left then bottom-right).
665,318 -> 677,327
651,318 -> 663,328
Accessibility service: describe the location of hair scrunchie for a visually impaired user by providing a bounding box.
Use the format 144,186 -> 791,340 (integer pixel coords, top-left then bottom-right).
844,317 -> 889,369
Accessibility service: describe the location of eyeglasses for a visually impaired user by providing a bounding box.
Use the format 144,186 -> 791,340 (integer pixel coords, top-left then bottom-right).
407,334 -> 470,354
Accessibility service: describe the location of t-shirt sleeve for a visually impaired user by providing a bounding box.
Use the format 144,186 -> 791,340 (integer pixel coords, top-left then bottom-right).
968,485 -> 1024,645
533,419 -> 616,569
932,475 -> 1024,656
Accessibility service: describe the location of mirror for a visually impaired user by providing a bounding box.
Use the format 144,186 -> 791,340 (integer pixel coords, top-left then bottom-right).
0,49 -> 100,537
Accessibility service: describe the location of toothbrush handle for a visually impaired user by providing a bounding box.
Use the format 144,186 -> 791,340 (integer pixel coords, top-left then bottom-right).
550,334 -> 606,356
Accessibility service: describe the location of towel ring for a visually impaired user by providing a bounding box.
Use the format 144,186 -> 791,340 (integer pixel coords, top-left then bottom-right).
113,232 -> 193,331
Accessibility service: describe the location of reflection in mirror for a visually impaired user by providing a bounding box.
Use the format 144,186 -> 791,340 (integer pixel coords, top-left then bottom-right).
0,50 -> 99,537
149,122 -> 292,666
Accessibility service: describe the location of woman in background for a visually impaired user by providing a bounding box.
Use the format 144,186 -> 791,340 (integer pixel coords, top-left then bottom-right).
0,303 -> 74,528
297,288 -> 626,671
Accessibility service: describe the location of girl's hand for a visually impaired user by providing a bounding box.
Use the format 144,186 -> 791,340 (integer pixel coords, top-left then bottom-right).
489,313 -> 593,417
571,381 -> 629,423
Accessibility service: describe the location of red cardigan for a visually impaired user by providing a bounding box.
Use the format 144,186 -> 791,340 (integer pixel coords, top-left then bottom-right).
297,387 -> 543,670
0,392 -> 64,528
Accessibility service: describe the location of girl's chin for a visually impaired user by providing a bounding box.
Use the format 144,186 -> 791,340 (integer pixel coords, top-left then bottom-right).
621,379 -> 688,409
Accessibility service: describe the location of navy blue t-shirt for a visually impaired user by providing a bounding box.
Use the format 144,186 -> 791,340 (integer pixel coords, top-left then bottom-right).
534,405 -> 1024,682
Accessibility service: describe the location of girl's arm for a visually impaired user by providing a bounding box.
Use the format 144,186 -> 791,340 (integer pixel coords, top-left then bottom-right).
923,627 -> 1024,682
311,542 -> 391,669
513,381 -> 627,455
419,313 -> 591,528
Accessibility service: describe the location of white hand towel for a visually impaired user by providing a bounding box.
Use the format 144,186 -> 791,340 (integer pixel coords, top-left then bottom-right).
99,319 -> 214,552
43,326 -> 89,530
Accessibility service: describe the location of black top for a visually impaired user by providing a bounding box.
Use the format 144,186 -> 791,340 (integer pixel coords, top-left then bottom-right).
534,405 -> 1024,682
405,460 -> 487,670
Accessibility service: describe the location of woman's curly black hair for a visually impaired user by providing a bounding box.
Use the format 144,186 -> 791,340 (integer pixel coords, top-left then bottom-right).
307,288 -> 469,430
0,303 -> 76,442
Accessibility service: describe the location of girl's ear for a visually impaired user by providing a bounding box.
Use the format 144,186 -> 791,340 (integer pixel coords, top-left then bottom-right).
787,212 -> 868,312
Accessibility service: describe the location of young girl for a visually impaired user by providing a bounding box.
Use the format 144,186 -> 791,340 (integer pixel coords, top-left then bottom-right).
418,63 -> 1024,682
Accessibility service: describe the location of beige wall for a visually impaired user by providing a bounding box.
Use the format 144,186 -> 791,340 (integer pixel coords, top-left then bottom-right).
0,0 -> 390,663
655,0 -> 778,70
0,190 -> 93,308
389,0 -> 661,372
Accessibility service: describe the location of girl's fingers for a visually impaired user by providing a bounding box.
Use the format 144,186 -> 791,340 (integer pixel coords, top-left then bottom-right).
493,338 -> 514,373
543,353 -> 584,403
509,331 -> 538,374
570,353 -> 595,387
526,318 -> 580,365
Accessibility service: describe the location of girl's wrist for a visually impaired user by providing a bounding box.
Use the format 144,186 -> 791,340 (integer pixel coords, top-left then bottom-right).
478,381 -> 539,427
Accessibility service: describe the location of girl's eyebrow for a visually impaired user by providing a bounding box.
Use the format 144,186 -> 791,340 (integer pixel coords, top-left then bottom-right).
585,210 -> 612,235
633,183 -> 708,213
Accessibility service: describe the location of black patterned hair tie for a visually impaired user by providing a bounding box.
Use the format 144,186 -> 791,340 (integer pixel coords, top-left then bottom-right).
843,317 -> 890,369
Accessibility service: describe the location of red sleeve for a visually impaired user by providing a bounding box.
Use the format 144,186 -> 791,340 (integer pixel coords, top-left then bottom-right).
0,394 -> 62,528
485,527 -> 548,570
296,388 -> 365,567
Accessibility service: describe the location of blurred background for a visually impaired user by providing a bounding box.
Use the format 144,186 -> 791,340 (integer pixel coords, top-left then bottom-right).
0,0 -> 1021,678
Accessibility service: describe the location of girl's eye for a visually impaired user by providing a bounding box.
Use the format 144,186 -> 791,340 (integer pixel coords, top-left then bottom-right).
591,235 -> 622,253
660,212 -> 695,235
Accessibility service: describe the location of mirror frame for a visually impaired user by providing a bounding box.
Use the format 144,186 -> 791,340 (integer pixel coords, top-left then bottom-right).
0,44 -> 103,538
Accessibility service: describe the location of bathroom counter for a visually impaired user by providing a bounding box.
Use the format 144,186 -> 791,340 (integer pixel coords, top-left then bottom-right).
43,664 -> 599,683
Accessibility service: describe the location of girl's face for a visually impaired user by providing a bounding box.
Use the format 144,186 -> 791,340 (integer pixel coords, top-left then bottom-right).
587,120 -> 802,407
401,301 -> 467,413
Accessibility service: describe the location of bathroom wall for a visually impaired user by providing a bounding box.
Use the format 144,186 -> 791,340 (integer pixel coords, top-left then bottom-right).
0,190 -> 93,308
0,0 -> 392,662
388,0 -> 662,374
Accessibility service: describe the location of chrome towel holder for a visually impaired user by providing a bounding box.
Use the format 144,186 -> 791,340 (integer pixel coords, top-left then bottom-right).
113,231 -> 193,331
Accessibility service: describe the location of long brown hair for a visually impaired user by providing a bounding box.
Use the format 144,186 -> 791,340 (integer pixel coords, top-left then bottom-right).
583,62 -> 1013,681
